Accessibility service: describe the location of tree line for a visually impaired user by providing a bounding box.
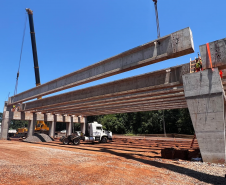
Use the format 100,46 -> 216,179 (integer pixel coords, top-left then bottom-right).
88,108 -> 194,135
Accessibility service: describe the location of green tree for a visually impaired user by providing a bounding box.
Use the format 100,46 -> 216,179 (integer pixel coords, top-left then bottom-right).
9,120 -> 28,130
87,108 -> 194,135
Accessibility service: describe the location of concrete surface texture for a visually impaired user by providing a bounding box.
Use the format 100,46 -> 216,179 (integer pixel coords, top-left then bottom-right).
183,68 -> 226,163
200,38 -> 226,70
10,27 -> 194,104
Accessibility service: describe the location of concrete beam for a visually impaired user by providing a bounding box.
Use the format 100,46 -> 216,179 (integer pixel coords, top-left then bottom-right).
183,68 -> 226,163
200,38 -> 226,70
64,105 -> 188,116
52,102 -> 188,116
20,63 -> 190,112
34,88 -> 184,112
10,27 -> 194,104
49,97 -> 186,113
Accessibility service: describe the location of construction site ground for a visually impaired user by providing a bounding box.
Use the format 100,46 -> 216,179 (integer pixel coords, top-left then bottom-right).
0,136 -> 225,185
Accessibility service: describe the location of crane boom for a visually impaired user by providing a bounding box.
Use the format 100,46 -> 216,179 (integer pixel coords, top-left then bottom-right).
25,8 -> 41,86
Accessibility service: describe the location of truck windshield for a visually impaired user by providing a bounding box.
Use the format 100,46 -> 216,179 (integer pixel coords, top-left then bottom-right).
96,127 -> 102,130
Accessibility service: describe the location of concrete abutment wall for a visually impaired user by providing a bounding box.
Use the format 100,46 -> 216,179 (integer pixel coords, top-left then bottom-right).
183,68 -> 226,163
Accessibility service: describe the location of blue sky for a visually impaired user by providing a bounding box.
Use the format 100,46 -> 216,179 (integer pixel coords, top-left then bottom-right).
0,0 -> 226,112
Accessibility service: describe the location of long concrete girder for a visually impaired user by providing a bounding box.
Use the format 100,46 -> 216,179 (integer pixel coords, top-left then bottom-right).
22,84 -> 184,112
10,27 -> 194,104
19,63 -> 190,112
53,103 -> 188,116
50,103 -> 188,116
49,98 -> 186,114
34,91 -> 185,113
35,92 -> 186,114
25,86 -> 184,113
48,103 -> 187,116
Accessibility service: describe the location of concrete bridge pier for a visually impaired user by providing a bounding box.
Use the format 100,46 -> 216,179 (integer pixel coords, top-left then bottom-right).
80,122 -> 85,134
27,113 -> 37,137
80,116 -> 87,134
49,120 -> 56,138
183,68 -> 226,163
84,117 -> 88,136
0,102 -> 11,140
66,120 -> 72,136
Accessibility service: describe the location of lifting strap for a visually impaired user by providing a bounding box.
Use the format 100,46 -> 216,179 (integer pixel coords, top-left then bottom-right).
206,43 -> 213,71
14,14 -> 27,96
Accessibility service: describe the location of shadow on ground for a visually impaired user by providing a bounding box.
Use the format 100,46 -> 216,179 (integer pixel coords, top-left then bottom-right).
27,141 -> 225,184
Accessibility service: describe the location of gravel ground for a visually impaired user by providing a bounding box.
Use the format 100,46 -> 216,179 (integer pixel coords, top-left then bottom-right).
0,140 -> 225,184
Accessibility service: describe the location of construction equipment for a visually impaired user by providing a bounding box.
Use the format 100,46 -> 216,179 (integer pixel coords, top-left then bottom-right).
25,8 -> 41,87
16,9 -> 49,137
26,8 -> 49,133
60,121 -> 112,145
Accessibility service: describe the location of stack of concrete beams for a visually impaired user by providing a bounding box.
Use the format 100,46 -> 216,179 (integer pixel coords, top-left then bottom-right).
16,64 -> 189,116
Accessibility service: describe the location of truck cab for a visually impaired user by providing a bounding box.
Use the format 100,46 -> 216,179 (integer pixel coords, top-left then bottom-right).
61,121 -> 112,145
87,121 -> 112,142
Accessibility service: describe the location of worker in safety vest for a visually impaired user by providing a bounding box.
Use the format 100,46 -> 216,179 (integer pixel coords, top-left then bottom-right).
195,58 -> 202,72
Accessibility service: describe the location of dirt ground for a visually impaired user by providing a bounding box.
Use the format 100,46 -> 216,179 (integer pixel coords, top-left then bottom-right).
0,137 -> 225,185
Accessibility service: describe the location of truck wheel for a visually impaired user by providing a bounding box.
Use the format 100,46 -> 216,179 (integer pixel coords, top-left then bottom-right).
73,138 -> 80,145
63,138 -> 69,145
60,136 -> 65,142
101,137 -> 107,143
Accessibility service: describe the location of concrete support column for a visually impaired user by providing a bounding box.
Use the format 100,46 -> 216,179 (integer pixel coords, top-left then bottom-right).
81,122 -> 85,134
183,68 -> 226,163
66,121 -> 72,136
84,116 -> 89,136
0,112 -> 11,140
1,101 -> 11,140
27,113 -> 37,137
49,121 -> 56,138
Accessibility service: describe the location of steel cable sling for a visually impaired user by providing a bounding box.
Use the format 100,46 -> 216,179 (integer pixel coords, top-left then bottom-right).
14,14 -> 27,97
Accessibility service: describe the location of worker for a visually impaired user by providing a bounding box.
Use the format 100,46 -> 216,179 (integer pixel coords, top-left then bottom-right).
11,105 -> 16,112
194,58 -> 202,72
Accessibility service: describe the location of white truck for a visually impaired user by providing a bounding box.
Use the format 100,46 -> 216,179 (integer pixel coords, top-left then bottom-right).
60,121 -> 112,145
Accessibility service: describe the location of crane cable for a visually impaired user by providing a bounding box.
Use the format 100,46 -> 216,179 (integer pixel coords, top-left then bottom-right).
14,14 -> 27,96
153,0 -> 160,38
